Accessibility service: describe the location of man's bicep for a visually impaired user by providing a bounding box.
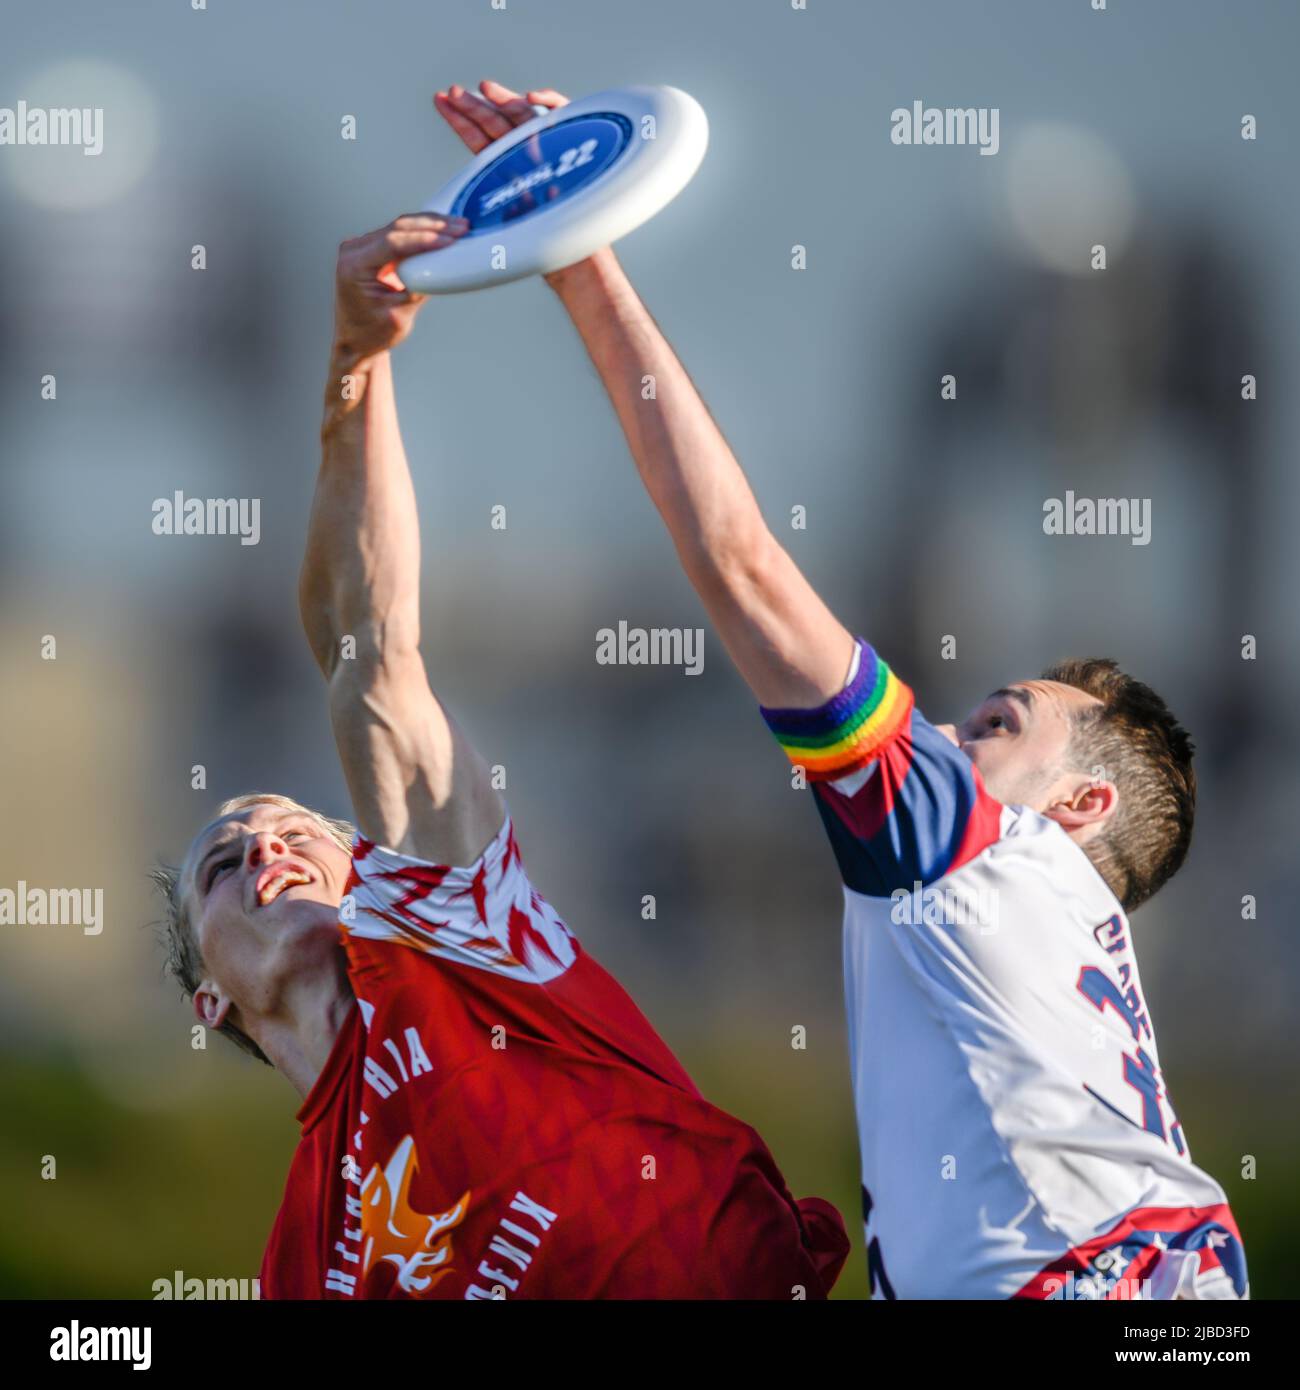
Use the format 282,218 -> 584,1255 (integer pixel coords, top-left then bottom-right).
327,654 -> 504,867
761,639 -> 1003,895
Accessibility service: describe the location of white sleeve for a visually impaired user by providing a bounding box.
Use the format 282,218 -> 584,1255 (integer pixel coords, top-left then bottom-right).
342,813 -> 577,984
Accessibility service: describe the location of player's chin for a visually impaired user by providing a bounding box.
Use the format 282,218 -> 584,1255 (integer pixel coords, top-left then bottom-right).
257,891 -> 340,934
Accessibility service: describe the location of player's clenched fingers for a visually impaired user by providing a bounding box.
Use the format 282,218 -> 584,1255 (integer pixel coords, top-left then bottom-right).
434,90 -> 494,153
390,212 -> 467,233
368,259 -> 417,296
338,226 -> 442,262
379,288 -> 429,307
525,88 -> 570,110
477,78 -> 541,126
340,225 -> 466,274
445,83 -> 515,143
378,222 -> 468,250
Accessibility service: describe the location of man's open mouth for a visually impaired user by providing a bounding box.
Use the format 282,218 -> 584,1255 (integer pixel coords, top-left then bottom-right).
255,864 -> 314,907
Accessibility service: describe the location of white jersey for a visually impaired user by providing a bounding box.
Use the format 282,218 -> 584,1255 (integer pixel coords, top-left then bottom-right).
761,639 -> 1247,1300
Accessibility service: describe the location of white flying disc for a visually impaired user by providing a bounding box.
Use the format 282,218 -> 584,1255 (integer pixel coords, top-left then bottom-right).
399,85 -> 708,294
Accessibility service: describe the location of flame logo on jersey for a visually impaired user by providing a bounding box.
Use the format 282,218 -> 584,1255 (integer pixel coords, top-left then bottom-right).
359,1134 -> 471,1296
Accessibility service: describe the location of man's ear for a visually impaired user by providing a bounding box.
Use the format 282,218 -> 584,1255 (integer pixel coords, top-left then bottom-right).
193,981 -> 232,1031
1043,776 -> 1120,838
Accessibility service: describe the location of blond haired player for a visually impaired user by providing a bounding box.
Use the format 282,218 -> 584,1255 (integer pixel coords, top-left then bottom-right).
151,83 -> 849,1300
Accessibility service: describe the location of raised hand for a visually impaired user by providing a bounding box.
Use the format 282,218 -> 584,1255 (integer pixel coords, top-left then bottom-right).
331,214 -> 467,361
433,79 -> 569,155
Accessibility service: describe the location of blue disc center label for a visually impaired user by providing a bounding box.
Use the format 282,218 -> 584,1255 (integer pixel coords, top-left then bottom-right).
452,113 -> 633,231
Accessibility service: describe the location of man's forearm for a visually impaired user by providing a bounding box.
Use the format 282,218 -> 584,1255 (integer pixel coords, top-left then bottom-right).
548,251 -> 766,584
548,251 -> 854,707
300,349 -> 422,677
306,219 -> 504,864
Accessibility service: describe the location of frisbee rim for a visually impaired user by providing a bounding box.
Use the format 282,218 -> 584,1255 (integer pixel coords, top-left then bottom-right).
399,84 -> 708,294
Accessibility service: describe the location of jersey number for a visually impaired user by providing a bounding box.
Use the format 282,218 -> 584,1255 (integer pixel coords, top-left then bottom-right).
1077,965 -> 1185,1154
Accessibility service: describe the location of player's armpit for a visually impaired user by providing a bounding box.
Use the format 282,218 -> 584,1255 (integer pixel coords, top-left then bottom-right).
326,651 -> 504,870
761,638 -> 1003,896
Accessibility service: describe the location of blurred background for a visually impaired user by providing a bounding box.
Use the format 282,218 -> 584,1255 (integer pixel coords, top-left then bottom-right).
0,0 -> 1295,1300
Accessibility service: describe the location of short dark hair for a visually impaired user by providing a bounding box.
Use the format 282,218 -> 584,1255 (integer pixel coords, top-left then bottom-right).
1039,658 -> 1196,913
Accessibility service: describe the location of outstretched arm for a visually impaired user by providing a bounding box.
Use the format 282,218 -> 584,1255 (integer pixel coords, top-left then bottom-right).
547,248 -> 855,708
300,217 -> 504,863
438,80 -> 855,709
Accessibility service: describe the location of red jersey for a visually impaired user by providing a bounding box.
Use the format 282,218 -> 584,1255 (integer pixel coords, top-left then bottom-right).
259,814 -> 848,1299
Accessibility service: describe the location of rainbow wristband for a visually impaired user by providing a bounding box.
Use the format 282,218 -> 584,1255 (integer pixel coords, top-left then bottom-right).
760,639 -> 913,782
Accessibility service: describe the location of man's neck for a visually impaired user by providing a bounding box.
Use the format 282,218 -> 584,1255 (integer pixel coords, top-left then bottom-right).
255,950 -> 357,1101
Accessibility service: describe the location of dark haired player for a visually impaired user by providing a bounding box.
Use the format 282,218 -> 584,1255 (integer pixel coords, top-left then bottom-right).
438,73 -> 1254,1301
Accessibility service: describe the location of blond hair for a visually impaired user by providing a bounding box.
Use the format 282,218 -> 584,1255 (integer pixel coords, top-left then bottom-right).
150,792 -> 356,1067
